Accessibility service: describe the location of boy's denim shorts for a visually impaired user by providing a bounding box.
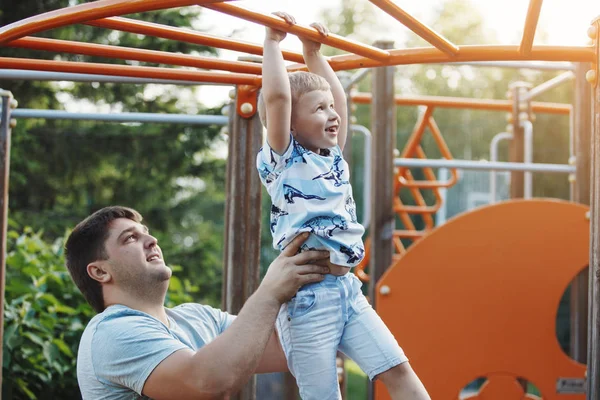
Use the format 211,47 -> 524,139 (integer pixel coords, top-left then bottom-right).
275,272 -> 408,400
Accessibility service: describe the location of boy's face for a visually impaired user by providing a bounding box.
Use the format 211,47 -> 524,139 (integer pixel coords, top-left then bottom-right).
291,89 -> 340,153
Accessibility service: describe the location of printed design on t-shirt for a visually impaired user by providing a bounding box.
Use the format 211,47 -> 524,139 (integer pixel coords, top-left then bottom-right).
259,162 -> 278,184
299,215 -> 348,238
285,140 -> 310,168
297,243 -> 319,254
277,235 -> 287,248
339,243 -> 365,264
283,184 -> 326,204
269,148 -> 278,167
345,195 -> 358,223
312,155 -> 349,187
270,205 -> 289,233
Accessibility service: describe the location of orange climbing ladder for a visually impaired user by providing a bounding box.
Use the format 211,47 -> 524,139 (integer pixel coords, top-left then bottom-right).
355,106 -> 458,282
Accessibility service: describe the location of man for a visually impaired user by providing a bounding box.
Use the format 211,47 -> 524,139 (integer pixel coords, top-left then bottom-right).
65,205 -> 330,399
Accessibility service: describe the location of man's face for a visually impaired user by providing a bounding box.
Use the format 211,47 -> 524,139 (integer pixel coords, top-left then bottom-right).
291,89 -> 340,153
101,218 -> 171,290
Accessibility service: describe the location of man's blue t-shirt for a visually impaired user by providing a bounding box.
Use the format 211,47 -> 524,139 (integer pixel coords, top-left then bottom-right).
77,304 -> 235,399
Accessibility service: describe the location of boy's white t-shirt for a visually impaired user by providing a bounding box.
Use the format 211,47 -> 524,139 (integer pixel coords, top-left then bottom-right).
256,136 -> 365,267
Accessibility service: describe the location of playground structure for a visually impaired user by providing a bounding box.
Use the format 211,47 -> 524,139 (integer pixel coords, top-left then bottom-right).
0,1 -> 599,399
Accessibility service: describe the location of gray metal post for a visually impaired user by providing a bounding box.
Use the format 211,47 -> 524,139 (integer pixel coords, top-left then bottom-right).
508,82 -> 532,199
571,62 -> 592,364
222,87 -> 262,400
0,89 -> 14,396
588,16 -> 600,400
368,40 -> 395,400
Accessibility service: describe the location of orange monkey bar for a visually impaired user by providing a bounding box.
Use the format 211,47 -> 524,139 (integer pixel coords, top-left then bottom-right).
203,2 -> 391,62
368,0 -> 459,57
8,37 -> 263,75
1,0 -> 594,76
322,45 -> 595,70
519,0 -> 543,55
351,93 -> 572,115
0,57 -> 261,86
85,17 -> 306,64
0,0 -> 227,44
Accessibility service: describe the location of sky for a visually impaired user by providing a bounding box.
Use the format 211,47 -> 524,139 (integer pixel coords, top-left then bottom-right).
187,0 -> 599,107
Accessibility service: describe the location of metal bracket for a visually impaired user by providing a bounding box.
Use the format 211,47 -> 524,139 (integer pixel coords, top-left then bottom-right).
235,85 -> 259,119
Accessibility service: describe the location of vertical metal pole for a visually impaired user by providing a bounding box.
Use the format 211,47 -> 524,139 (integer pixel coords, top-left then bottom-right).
571,63 -> 592,364
0,90 -> 14,396
368,40 -> 395,400
509,82 -> 532,198
222,96 -> 234,309
222,87 -> 262,400
587,16 -> 600,400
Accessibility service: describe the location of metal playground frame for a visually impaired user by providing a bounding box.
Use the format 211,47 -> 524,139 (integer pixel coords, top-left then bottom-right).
0,1 -> 599,399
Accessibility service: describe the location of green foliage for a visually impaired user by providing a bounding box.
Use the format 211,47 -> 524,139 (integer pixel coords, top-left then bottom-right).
2,225 -> 199,399
0,0 -> 229,306
345,359 -> 367,400
2,227 -> 88,399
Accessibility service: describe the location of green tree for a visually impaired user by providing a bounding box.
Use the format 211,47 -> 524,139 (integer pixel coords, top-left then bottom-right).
0,0 -> 228,306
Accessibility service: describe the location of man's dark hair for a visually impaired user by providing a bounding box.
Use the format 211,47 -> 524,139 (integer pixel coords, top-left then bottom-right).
65,206 -> 143,313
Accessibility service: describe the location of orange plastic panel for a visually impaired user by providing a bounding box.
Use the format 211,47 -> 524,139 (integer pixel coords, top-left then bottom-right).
462,374 -> 541,400
375,199 -> 588,399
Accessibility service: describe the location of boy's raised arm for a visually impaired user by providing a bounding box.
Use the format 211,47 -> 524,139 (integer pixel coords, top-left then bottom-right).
299,23 -> 348,150
262,12 -> 295,155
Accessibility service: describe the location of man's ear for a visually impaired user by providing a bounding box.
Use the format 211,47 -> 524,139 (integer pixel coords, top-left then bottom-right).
87,262 -> 111,284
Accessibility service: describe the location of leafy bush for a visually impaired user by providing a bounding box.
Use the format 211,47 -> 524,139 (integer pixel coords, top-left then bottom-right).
2,226 -> 198,399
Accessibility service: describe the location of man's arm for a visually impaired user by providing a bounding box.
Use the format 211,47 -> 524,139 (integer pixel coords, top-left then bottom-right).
300,23 -> 348,150
142,234 -> 329,400
256,331 -> 288,373
263,12 -> 294,154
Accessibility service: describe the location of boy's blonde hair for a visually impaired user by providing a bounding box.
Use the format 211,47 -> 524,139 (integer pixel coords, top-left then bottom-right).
257,71 -> 330,128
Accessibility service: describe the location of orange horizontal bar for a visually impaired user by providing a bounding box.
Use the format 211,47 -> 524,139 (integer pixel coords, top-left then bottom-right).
394,205 -> 439,214
394,230 -> 426,239
7,37 -> 262,75
204,2 -> 391,62
0,0 -> 226,45
87,17 -> 305,64
519,0 -> 543,56
312,45 -> 596,71
0,57 -> 261,86
369,0 -> 459,57
351,93 -> 571,115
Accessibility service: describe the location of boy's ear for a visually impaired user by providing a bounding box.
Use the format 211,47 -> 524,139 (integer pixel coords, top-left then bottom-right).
87,262 -> 111,284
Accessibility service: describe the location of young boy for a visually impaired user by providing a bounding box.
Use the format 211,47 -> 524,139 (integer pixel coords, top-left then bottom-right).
256,12 -> 430,400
